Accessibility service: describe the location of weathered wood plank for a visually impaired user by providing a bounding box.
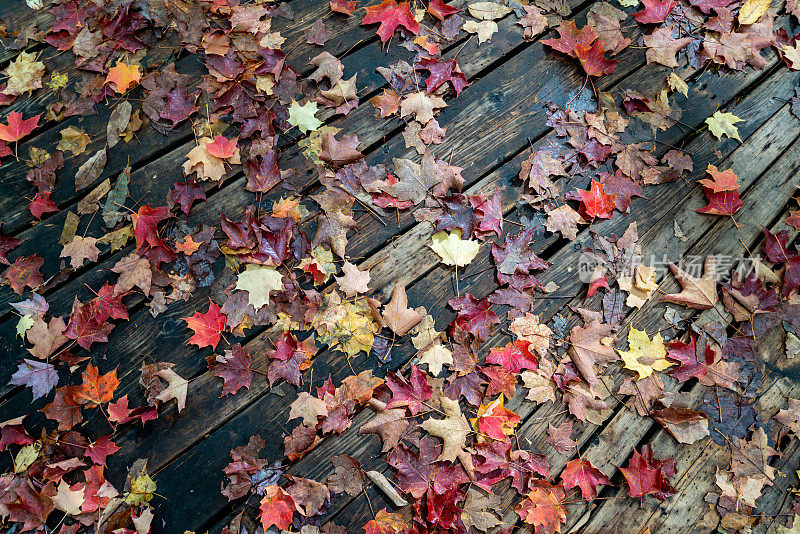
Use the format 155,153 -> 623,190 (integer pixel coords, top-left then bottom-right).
121,64 -> 800,532
0,0 -> 587,314
0,0 -> 634,397
280,85 -> 800,531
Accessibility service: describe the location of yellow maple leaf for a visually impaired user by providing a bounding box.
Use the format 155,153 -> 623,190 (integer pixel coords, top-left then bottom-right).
430,229 -> 480,267
288,101 -> 322,133
617,328 -> 674,380
235,264 -> 284,310
705,111 -> 743,142
315,295 -> 378,357
337,301 -> 379,356
48,72 -> 68,91
57,126 -> 90,155
738,0 -> 770,24
126,473 -> 156,505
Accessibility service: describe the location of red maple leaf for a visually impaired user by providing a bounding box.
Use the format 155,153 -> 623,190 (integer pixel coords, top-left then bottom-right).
86,436 -> 120,466
0,112 -> 41,142
620,444 -> 676,500
93,283 -> 129,323
696,188 -> 741,216
633,0 -> 677,23
486,340 -> 538,373
698,164 -> 738,192
183,299 -> 226,349
30,192 -> 59,220
428,0 -> 460,20
474,397 -> 520,442
575,40 -> 618,77
666,333 -> 714,382
696,164 -> 742,215
41,385 -> 83,431
65,297 -> 114,351
205,135 -> 238,158
331,0 -> 358,15
387,436 -> 469,499
543,21 -> 617,77
73,364 -> 119,407
561,459 -> 612,502
362,0 -> 419,43
170,178 -> 207,215
578,180 -> 616,219
482,365 -> 517,397
449,294 -> 500,341
542,20 -> 597,58
259,485 -> 297,531
763,227 -> 793,263
417,58 -> 469,96
213,343 -> 253,396
3,254 -> 44,295
386,365 -> 433,415
131,204 -> 172,250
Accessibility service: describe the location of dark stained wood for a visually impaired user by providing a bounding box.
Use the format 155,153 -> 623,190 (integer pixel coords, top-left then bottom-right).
0,1 -> 799,533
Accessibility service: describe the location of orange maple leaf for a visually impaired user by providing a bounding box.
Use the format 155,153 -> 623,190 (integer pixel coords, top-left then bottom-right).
74,364 -> 119,407
106,62 -> 141,94
516,484 -> 567,534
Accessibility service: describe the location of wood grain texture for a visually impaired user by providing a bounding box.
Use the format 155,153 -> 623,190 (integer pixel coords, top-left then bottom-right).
0,1 -> 798,533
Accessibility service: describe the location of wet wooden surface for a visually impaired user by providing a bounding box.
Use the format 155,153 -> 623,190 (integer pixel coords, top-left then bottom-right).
1,1 -> 799,533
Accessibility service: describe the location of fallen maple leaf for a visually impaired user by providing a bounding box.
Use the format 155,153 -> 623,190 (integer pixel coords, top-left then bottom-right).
430,229 -> 480,267
706,110 -> 743,142
515,483 -> 567,534
382,285 -> 423,336
213,344 -> 252,396
633,0 -> 676,23
578,180 -> 616,219
361,0 -> 419,43
259,485 -> 297,531
74,364 -> 118,407
487,339 -> 538,373
106,61 -> 141,93
620,444 -> 676,500
568,319 -> 618,385
618,328 -> 673,379
562,458 -> 612,502
335,261 -> 371,298
643,26 -> 693,68
471,395 -> 519,442
421,396 -> 471,464
661,255 -> 718,309
418,344 -> 453,376
0,111 -> 41,143
287,101 -> 322,133
235,264 -> 283,310
10,359 -> 57,400
183,299 -> 226,349
154,368 -> 188,412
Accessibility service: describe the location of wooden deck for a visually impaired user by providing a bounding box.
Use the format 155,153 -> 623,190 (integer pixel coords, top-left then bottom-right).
1,1 -> 800,533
